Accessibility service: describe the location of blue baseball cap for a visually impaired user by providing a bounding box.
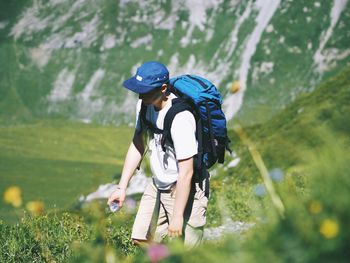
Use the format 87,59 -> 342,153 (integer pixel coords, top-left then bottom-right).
123,61 -> 169,94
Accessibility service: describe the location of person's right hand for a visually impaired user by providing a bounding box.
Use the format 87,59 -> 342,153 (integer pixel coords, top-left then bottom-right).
107,187 -> 126,208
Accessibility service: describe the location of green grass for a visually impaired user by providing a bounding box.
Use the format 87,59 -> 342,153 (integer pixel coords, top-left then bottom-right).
0,119 -> 133,222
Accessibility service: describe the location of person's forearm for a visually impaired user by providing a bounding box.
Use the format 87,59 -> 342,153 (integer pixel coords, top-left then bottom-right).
172,168 -> 193,218
118,141 -> 144,189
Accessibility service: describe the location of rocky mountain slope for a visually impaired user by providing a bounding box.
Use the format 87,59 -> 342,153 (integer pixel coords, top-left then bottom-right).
0,0 -> 349,125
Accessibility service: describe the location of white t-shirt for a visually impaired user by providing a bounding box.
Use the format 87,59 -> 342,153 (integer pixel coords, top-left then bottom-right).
135,93 -> 197,190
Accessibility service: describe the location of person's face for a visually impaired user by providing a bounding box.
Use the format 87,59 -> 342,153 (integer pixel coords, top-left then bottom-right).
138,85 -> 166,105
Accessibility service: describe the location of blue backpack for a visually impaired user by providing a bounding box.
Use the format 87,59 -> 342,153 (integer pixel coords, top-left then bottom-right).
140,75 -> 231,175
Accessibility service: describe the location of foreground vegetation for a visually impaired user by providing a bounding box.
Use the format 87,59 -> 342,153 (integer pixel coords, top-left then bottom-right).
1,67 -> 349,262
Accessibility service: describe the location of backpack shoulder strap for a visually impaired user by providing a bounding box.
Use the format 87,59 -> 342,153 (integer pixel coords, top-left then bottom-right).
161,98 -> 193,151
162,97 -> 207,188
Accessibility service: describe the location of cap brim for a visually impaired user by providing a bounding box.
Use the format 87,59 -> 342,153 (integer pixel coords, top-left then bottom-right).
123,77 -> 157,94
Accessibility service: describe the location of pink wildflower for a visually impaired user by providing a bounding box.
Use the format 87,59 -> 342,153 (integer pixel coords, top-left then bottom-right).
147,243 -> 170,263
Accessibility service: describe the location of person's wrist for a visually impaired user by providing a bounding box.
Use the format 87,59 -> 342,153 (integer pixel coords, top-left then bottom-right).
117,185 -> 127,191
172,214 -> 183,219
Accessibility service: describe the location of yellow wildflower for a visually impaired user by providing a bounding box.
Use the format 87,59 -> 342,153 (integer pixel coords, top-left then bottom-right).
26,201 -> 44,216
3,186 -> 22,207
230,81 -> 240,94
320,219 -> 339,239
309,201 -> 322,214
105,247 -> 117,263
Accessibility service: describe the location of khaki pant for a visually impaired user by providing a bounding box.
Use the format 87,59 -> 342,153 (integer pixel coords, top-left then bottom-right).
131,180 -> 208,247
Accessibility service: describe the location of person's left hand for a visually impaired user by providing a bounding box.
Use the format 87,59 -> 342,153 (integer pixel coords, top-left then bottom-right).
168,215 -> 184,238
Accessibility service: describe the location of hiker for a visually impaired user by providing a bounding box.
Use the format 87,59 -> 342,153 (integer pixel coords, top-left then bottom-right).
108,61 -> 209,247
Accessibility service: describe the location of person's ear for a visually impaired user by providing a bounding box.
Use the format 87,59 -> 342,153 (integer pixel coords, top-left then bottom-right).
161,84 -> 168,93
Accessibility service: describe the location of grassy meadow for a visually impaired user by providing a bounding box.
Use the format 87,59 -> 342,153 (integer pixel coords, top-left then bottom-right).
0,120 -> 133,222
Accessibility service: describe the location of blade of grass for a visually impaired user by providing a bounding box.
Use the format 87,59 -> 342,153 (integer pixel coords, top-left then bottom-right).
233,124 -> 285,218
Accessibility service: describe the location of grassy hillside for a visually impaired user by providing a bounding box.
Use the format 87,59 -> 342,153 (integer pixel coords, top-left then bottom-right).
0,120 -> 133,222
206,66 -> 350,262
239,64 -> 350,170
209,65 -> 350,228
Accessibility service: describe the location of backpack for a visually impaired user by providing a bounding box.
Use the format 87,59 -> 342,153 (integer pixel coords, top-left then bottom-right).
140,74 -> 231,177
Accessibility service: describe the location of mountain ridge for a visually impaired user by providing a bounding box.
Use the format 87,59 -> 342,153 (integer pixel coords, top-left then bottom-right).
0,0 -> 349,125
